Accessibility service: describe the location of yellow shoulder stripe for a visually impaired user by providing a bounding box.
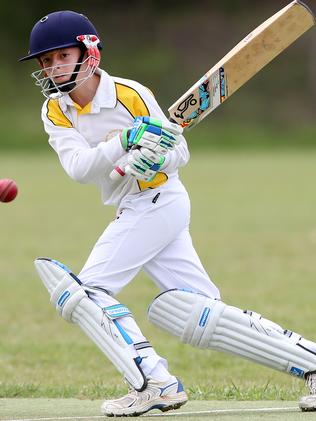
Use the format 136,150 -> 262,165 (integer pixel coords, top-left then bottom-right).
47,100 -> 73,128
115,83 -> 150,118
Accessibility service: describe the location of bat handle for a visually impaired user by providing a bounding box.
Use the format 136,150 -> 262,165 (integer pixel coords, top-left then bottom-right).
109,165 -> 127,181
109,144 -> 140,181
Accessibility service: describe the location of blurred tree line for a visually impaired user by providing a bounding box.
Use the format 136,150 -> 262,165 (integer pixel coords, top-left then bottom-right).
1,0 -> 316,149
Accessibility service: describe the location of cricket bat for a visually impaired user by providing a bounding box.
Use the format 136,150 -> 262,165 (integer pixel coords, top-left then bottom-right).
110,0 -> 315,179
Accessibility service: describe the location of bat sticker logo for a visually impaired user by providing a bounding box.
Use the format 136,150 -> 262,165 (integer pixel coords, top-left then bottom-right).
174,81 -> 211,125
180,81 -> 211,126
219,67 -> 226,102
174,94 -> 197,119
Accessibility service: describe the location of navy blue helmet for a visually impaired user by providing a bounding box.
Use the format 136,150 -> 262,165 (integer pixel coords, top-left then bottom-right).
20,10 -> 102,61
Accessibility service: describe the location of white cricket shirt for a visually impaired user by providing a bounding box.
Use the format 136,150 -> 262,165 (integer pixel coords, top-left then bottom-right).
41,69 -> 189,206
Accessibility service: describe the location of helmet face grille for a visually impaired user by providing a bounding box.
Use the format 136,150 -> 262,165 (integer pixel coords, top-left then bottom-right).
31,54 -> 99,99
20,11 -> 102,61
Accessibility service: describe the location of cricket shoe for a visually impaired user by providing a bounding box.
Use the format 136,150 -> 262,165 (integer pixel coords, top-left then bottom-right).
101,376 -> 188,417
299,371 -> 316,411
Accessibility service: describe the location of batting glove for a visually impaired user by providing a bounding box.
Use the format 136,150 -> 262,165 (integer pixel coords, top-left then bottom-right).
125,147 -> 166,181
121,116 -> 183,154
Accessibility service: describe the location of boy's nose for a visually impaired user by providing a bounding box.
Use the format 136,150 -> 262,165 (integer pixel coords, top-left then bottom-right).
51,58 -> 60,67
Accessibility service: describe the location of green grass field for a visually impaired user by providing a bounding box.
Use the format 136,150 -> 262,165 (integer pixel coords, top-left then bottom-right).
1,150 -> 316,413
1,399 -> 314,421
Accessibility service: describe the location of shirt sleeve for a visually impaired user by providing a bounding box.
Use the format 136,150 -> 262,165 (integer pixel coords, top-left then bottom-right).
41,101 -> 125,184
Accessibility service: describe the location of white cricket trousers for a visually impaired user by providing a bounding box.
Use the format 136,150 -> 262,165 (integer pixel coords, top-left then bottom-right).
79,178 -> 220,379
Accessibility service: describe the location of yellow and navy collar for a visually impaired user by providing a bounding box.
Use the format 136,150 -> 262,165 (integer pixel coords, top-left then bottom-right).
59,69 -> 117,113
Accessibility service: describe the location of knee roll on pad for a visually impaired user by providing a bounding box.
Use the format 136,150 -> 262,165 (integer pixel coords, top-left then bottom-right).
49,265 -> 86,322
148,289 -> 316,378
34,258 -> 147,391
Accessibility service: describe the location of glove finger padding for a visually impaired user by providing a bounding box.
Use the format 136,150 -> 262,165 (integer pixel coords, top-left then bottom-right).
132,147 -> 165,166
125,164 -> 156,181
160,119 -> 183,136
138,127 -> 177,153
126,147 -> 165,182
122,116 -> 183,152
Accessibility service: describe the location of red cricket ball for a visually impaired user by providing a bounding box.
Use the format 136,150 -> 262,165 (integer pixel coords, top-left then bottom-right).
0,178 -> 18,203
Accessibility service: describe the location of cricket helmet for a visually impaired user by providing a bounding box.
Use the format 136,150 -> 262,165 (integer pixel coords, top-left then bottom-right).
20,11 -> 102,98
19,10 -> 102,61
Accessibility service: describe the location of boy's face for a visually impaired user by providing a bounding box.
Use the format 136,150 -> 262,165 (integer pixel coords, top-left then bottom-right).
39,47 -> 84,84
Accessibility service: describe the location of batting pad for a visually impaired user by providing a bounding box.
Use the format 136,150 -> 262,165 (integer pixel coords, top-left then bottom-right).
148,289 -> 316,378
34,258 -> 147,391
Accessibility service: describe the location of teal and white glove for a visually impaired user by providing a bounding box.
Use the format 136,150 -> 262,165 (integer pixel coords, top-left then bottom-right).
121,116 -> 183,154
125,147 -> 166,181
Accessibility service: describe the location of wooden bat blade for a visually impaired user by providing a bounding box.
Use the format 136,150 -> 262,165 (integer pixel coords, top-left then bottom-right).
168,0 -> 315,129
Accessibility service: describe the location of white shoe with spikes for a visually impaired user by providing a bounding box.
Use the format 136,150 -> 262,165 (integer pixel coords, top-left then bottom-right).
299,371 -> 316,411
101,376 -> 187,417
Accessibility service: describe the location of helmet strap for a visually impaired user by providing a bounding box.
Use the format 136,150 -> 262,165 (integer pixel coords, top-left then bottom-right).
57,49 -> 86,92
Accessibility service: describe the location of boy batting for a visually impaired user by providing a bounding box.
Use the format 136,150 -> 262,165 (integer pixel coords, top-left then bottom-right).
20,5 -> 316,417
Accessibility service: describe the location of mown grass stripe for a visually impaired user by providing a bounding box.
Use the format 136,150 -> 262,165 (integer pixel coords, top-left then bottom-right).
3,405 -> 299,421
144,406 -> 298,417
2,417 -> 103,421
